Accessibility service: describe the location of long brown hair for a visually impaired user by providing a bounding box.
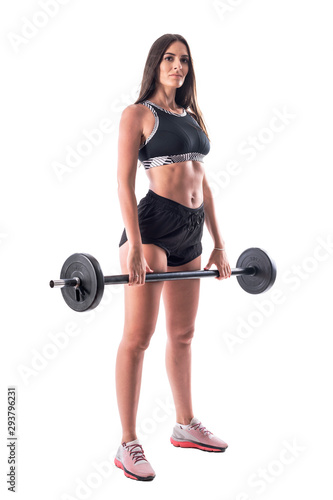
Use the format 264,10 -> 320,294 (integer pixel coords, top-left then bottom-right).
134,33 -> 210,142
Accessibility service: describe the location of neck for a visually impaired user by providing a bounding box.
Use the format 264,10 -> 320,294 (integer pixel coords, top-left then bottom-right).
149,88 -> 178,109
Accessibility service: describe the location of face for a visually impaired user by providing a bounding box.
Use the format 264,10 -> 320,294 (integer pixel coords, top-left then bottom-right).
157,41 -> 190,88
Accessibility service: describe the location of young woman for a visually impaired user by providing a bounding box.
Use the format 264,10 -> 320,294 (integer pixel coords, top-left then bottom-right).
115,33 -> 232,481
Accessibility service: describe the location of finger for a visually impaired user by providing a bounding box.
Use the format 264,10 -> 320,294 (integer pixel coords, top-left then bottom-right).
129,272 -> 140,286
223,263 -> 231,278
217,266 -> 228,280
140,271 -> 145,285
215,266 -> 221,279
136,272 -> 142,285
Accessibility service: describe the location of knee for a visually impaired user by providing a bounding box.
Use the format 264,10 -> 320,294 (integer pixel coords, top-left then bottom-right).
168,326 -> 195,345
122,329 -> 154,352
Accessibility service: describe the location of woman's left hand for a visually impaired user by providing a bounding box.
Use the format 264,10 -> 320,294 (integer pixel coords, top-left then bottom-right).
204,248 -> 232,280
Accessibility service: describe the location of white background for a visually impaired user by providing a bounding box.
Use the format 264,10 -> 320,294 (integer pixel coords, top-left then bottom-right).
1,0 -> 332,498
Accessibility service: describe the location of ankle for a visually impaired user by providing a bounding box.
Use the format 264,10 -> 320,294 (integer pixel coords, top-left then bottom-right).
121,434 -> 137,444
176,416 -> 194,426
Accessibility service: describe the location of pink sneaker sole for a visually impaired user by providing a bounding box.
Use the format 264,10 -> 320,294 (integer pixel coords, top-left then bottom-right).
170,436 -> 228,452
114,458 -> 155,481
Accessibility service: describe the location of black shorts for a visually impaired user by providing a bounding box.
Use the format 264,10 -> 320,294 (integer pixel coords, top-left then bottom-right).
119,189 -> 205,266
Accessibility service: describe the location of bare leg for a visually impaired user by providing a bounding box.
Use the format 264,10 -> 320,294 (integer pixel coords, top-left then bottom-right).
162,255 -> 201,425
116,241 -> 167,443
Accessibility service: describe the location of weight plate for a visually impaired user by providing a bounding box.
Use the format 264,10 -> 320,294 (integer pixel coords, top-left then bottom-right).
60,253 -> 104,312
236,248 -> 277,294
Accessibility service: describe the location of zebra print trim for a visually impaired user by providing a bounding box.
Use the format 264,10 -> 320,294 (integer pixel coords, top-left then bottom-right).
145,99 -> 187,117
142,152 -> 205,169
138,101 -> 159,150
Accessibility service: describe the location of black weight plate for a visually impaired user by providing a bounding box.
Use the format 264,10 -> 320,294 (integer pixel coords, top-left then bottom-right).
236,248 -> 277,294
60,253 -> 104,312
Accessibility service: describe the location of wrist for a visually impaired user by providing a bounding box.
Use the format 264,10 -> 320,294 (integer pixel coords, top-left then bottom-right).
129,241 -> 142,250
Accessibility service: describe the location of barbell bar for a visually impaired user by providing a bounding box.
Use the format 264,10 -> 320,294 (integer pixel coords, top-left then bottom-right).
50,266 -> 255,288
49,247 -> 277,312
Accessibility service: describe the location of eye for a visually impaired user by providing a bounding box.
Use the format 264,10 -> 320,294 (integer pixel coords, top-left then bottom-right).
165,56 -> 189,64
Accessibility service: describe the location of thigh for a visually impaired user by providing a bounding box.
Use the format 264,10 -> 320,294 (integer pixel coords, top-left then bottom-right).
162,255 -> 201,338
119,241 -> 168,347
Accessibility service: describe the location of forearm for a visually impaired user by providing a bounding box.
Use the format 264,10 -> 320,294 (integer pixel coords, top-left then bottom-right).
117,185 -> 142,248
203,184 -> 226,248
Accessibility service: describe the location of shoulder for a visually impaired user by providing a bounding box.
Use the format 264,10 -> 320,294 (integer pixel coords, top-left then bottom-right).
121,102 -> 153,124
186,110 -> 200,126
186,109 -> 197,120
119,104 -> 149,134
121,103 -> 146,120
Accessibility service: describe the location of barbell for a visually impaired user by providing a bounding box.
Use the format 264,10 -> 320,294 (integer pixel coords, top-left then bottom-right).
49,247 -> 277,312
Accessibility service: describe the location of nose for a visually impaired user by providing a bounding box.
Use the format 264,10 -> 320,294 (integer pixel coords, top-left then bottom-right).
174,58 -> 183,70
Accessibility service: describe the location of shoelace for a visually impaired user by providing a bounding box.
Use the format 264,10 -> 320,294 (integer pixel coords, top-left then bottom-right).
188,421 -> 213,437
123,443 -> 148,464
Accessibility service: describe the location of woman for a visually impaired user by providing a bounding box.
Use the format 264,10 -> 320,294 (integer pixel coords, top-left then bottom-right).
115,33 -> 232,482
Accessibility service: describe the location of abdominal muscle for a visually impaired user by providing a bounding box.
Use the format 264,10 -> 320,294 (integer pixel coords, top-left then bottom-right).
146,160 -> 205,209
139,104 -> 205,209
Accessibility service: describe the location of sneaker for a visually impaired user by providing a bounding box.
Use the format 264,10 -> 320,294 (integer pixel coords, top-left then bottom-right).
114,438 -> 156,481
170,417 -> 228,452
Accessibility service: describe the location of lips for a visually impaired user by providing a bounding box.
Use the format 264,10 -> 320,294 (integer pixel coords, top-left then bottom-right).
170,74 -> 182,77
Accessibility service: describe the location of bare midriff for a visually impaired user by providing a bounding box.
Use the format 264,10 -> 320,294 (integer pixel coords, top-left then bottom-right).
146,160 -> 205,209
139,103 -> 205,209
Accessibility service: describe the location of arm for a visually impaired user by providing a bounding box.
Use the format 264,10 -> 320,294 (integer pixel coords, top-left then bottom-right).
202,172 -> 231,279
117,105 -> 154,285
117,105 -> 143,248
202,171 -> 225,248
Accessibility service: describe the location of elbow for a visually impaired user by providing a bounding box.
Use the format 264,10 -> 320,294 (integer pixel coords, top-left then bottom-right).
117,180 -> 135,194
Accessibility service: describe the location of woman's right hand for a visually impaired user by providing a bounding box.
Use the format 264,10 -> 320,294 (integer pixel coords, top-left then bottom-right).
127,245 -> 154,286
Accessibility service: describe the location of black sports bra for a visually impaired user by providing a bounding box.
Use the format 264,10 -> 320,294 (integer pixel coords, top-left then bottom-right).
137,100 -> 210,169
